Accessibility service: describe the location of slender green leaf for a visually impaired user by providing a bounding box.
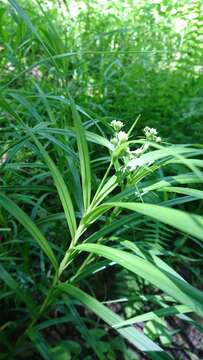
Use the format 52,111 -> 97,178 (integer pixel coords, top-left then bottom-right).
84,202 -> 203,241
69,96 -> 91,211
158,186 -> 203,200
0,264 -> 37,314
76,243 -> 203,317
66,300 -> 105,360
40,127 -> 112,149
58,283 -> 172,359
114,305 -> 191,328
0,193 -> 58,271
28,328 -> 54,360
9,0 -> 59,70
32,135 -> 76,239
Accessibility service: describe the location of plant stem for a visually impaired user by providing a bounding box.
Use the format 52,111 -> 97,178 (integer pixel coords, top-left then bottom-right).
58,222 -> 86,276
90,161 -> 113,207
15,160 -> 116,350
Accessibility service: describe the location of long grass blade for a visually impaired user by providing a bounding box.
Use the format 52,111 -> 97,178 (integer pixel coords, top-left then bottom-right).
31,134 -> 77,240
0,193 -> 58,271
114,305 -> 191,328
68,95 -> 91,211
58,283 -> 172,359
83,202 -> 203,241
76,243 -> 203,317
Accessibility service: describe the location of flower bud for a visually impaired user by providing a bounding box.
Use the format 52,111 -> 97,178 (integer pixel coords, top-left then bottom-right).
117,131 -> 128,143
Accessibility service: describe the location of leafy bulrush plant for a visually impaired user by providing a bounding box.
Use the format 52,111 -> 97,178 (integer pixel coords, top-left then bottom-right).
0,1 -> 203,359
1,97 -> 203,359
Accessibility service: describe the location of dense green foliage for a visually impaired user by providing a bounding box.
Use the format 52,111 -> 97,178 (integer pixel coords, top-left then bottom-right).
1,0 -> 203,142
0,1 -> 203,359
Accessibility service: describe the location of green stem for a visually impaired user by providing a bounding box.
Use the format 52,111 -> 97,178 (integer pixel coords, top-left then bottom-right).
15,160 -> 117,350
90,161 -> 113,207
59,223 -> 86,276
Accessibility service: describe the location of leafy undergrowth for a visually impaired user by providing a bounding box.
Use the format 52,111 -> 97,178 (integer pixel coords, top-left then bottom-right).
0,1 -> 203,359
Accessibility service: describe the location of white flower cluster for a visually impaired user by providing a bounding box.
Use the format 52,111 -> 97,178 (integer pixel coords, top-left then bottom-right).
110,121 -> 162,176
110,120 -> 124,131
110,121 -> 128,148
117,130 -> 128,143
143,126 -> 161,143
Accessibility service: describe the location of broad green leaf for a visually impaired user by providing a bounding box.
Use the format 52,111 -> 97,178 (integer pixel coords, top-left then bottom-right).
0,193 -> 58,271
69,96 -> 91,211
58,283 -> 172,359
76,243 -> 203,317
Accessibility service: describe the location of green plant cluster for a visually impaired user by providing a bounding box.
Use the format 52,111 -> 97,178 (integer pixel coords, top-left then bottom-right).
1,0 -> 203,142
0,1 -> 203,359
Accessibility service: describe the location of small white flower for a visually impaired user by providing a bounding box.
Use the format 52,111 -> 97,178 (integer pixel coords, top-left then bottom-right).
117,131 -> 128,143
30,66 -> 42,80
144,126 -> 157,136
143,126 -> 150,134
0,153 -> 8,164
6,62 -> 15,71
150,128 -> 157,135
143,126 -> 161,142
111,120 -> 124,131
